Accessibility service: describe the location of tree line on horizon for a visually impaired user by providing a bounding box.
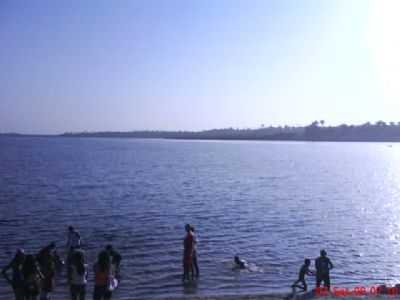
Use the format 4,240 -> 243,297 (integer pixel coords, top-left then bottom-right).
57,120 -> 400,142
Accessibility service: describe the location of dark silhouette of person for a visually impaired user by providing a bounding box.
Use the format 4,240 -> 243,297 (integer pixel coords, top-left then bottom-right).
1,249 -> 25,300
292,259 -> 313,292
315,250 -> 334,290
190,226 -> 199,278
105,244 -> 122,279
22,255 -> 44,300
234,256 -> 247,269
36,242 -> 58,300
182,224 -> 194,282
105,245 -> 122,267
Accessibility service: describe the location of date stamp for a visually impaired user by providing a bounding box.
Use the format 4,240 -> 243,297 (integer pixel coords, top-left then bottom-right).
316,285 -> 400,297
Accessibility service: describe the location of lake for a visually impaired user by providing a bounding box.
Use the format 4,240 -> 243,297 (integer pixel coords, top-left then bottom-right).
1,137 -> 400,299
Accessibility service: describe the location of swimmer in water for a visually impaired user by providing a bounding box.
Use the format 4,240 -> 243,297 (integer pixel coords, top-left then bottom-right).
234,256 -> 248,269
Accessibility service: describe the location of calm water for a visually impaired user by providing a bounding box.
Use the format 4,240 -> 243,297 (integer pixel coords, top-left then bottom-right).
1,137 -> 400,299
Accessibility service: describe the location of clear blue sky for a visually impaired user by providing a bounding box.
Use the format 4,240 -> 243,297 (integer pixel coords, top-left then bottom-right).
1,0 -> 399,134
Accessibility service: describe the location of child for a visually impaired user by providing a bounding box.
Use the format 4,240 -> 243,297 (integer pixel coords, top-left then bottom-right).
291,259 -> 313,292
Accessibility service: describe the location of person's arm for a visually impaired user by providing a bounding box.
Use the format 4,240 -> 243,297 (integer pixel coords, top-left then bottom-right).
35,265 -> 44,280
85,265 -> 89,281
328,259 -> 334,270
67,265 -> 73,284
1,263 -> 13,285
75,232 -> 81,247
66,232 -> 71,248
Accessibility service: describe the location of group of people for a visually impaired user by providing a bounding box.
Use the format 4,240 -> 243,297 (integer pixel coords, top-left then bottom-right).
1,226 -> 122,300
181,223 -> 335,294
291,249 -> 334,293
3,223 -> 333,299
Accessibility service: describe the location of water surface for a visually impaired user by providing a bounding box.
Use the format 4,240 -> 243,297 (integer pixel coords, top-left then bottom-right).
1,137 -> 400,299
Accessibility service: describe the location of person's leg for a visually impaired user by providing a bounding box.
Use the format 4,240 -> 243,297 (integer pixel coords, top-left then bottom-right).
93,285 -> 101,300
189,262 -> 194,281
302,280 -> 307,292
39,290 -> 48,300
182,262 -> 188,281
183,259 -> 191,281
13,286 -> 24,300
71,285 -> 78,300
79,285 -> 86,300
192,254 -> 199,278
316,275 -> 322,288
291,279 -> 300,288
324,275 -> 331,290
104,289 -> 112,300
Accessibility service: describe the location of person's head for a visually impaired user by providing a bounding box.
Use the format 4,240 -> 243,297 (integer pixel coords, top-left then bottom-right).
185,224 -> 191,233
68,226 -> 74,232
105,244 -> 113,252
320,249 -> 327,257
304,258 -> 311,266
234,256 -> 240,264
190,226 -> 195,232
48,242 -> 56,250
14,248 -> 25,264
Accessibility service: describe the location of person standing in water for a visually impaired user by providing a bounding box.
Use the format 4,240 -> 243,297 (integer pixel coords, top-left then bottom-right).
93,251 -> 113,300
36,242 -> 57,300
315,250 -> 334,290
66,226 -> 81,267
291,259 -> 313,292
67,226 -> 81,251
1,248 -> 26,300
104,245 -> 122,278
182,224 -> 194,282
190,226 -> 199,278
22,255 -> 44,300
68,250 -> 88,300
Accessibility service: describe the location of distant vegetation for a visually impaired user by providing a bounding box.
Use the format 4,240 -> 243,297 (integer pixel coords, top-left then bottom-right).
60,120 -> 400,142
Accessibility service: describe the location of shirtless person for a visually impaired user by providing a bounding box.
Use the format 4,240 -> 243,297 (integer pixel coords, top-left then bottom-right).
292,259 -> 313,292
315,250 -> 334,290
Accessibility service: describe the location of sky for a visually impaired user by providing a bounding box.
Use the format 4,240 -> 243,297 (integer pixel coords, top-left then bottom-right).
0,0 -> 399,134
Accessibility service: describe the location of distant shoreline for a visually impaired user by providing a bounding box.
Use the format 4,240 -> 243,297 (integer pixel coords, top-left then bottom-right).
1,134 -> 400,143
2,121 -> 400,142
